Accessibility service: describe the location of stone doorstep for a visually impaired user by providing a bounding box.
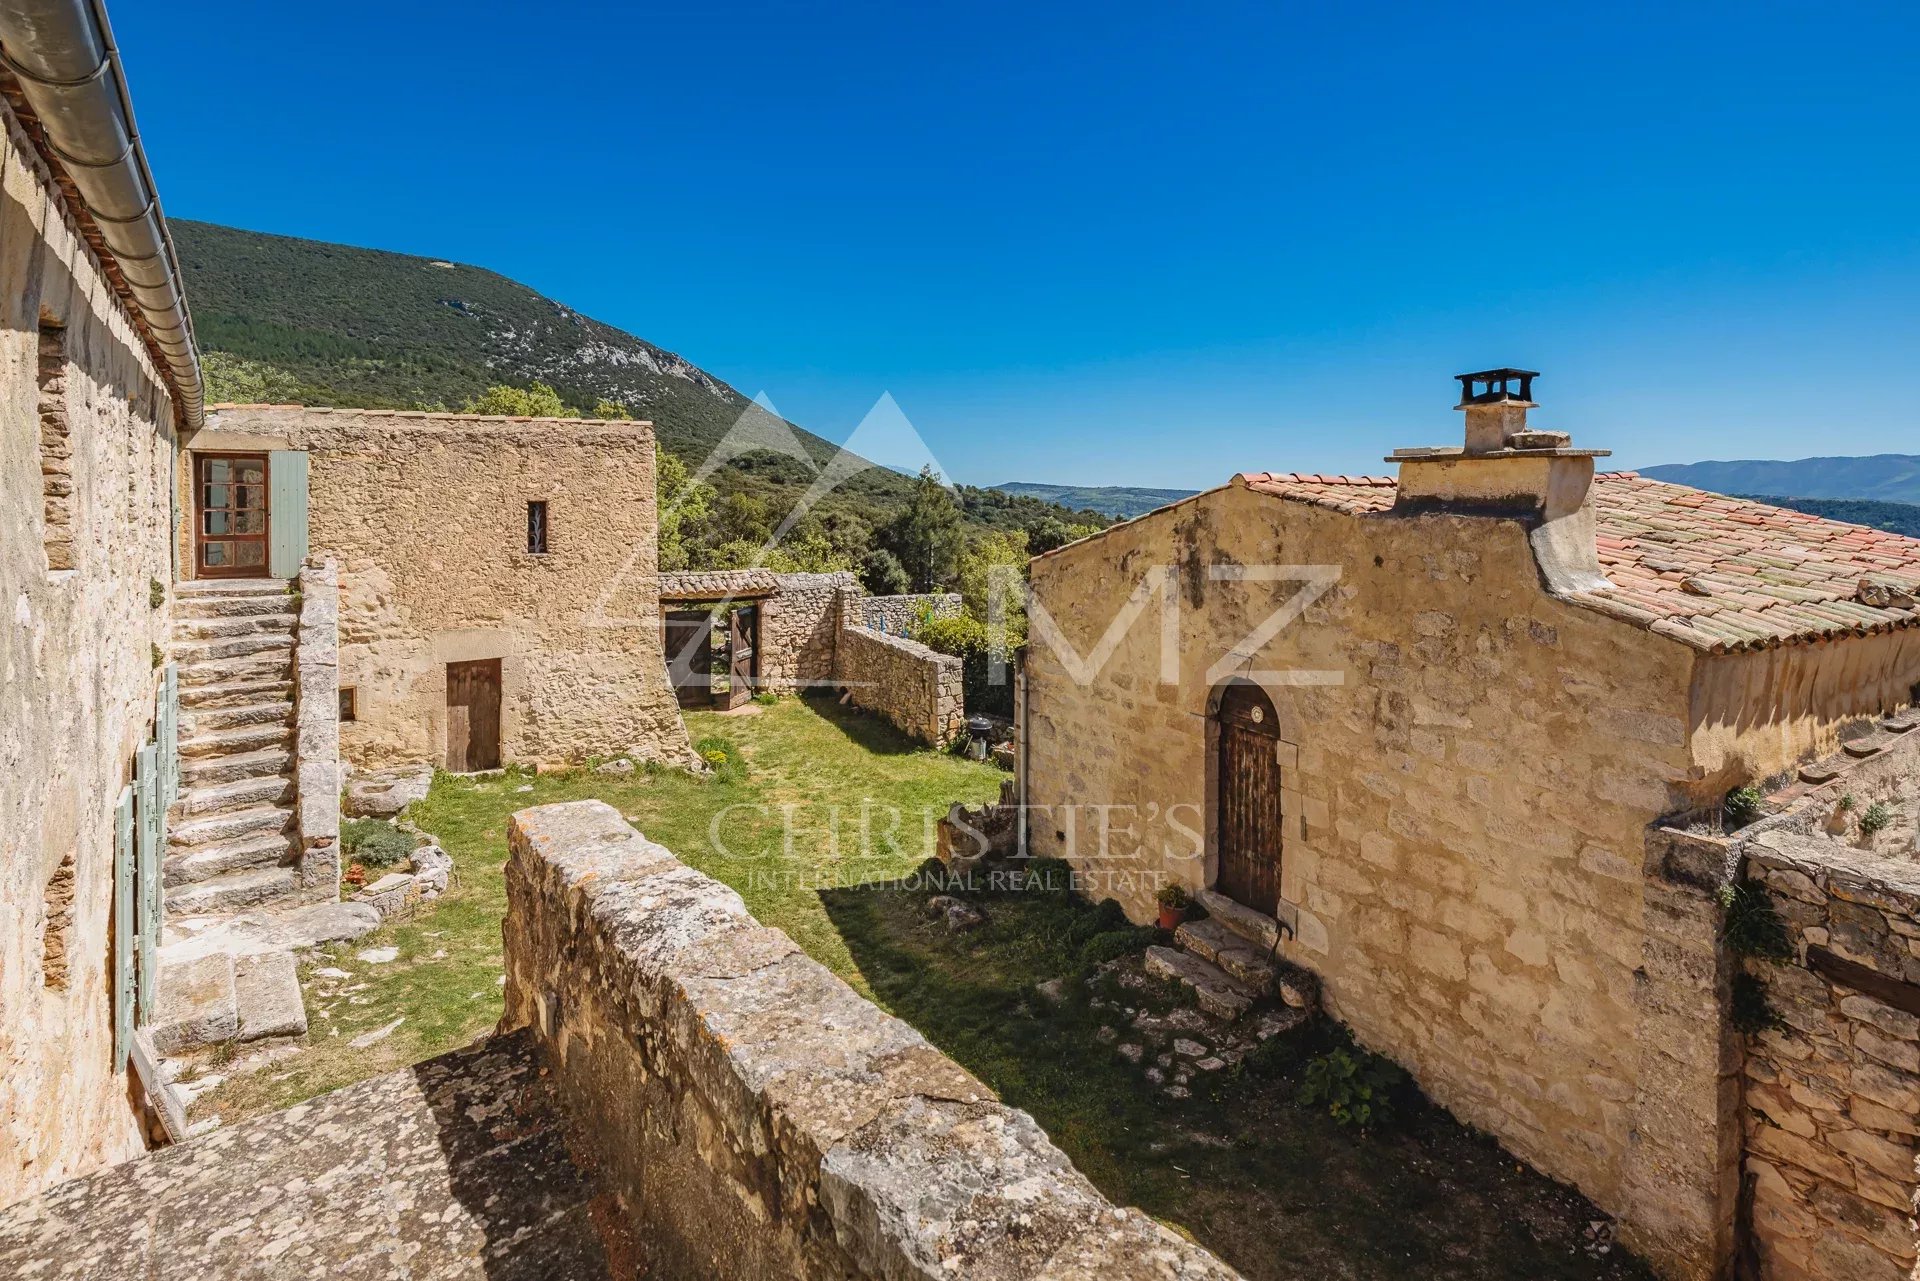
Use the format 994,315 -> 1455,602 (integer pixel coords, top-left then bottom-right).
1175,918 -> 1279,993
1143,945 -> 1256,1020
173,578 -> 288,596
152,948 -> 305,1055
1194,888 -> 1281,952
160,900 -> 382,962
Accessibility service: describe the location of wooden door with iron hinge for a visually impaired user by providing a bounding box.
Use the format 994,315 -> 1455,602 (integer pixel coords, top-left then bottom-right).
446,659 -> 502,773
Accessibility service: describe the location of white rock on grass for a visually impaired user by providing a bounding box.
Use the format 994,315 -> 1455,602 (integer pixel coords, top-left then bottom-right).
348,1017 -> 405,1049
356,946 -> 399,964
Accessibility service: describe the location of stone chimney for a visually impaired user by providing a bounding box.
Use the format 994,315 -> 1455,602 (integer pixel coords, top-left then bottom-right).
1391,369 -> 1611,594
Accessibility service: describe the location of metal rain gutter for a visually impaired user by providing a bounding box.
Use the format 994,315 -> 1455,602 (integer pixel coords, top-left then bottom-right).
0,0 -> 203,429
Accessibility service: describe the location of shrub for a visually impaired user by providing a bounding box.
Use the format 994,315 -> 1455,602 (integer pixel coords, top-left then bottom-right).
912,614 -> 1014,719
1066,897 -> 1131,945
1299,1046 -> 1404,1129
1079,926 -> 1156,966
1718,880 -> 1793,962
1730,972 -> 1784,1035
1860,801 -> 1894,836
695,736 -> 746,783
752,691 -> 779,706
1722,785 -> 1765,829
1022,857 -> 1075,895
341,818 -> 414,869
1837,792 -> 1857,812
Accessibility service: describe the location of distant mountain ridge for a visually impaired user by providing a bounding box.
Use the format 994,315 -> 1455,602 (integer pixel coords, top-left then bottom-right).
992,481 -> 1201,520
1640,454 -> 1920,504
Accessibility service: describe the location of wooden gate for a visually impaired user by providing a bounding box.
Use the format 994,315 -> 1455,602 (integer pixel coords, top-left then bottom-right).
725,605 -> 759,711
446,659 -> 502,772
664,611 -> 714,708
1216,682 -> 1282,915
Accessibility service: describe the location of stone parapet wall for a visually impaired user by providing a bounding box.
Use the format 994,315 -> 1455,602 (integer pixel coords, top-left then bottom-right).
292,559 -> 341,898
1737,829 -> 1920,1279
501,800 -> 1238,1279
836,626 -> 964,746
858,592 -> 960,636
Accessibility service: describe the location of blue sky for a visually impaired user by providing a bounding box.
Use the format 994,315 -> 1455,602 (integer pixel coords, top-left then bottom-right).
120,2 -> 1920,488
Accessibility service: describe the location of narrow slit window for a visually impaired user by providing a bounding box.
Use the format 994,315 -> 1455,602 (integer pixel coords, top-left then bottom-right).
339,687 -> 358,723
526,500 -> 549,554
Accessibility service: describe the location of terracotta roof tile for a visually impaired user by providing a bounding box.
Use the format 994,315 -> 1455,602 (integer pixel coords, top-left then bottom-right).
658,569 -> 781,601
1236,471 -> 1920,652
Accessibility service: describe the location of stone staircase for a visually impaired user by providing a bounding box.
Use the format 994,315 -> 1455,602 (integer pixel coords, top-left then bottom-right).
166,578 -> 305,918
1145,888 -> 1318,1021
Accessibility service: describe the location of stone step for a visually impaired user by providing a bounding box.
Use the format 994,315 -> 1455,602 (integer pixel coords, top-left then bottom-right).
163,830 -> 297,887
176,653 -> 292,688
150,949 -> 306,1055
169,803 -> 295,850
1175,918 -> 1279,994
180,699 -> 294,736
1194,889 -> 1281,953
170,632 -> 294,664
175,578 -> 288,597
173,592 -> 293,620
177,677 -> 294,710
179,721 -> 294,759
180,746 -> 293,788
175,612 -> 298,639
174,773 -> 296,817
1143,945 -> 1257,1020
163,865 -> 299,917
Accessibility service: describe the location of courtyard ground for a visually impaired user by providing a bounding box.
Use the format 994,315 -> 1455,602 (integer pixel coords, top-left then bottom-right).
189,696 -> 1650,1281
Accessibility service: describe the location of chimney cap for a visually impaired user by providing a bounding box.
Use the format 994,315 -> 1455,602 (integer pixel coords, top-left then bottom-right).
1455,368 -> 1539,409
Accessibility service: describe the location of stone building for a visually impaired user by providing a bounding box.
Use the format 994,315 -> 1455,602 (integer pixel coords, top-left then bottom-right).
1021,370 -> 1920,1279
0,20 -> 201,1202
186,404 -> 695,772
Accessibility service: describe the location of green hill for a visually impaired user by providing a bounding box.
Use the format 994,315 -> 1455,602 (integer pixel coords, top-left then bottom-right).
1733,495 -> 1920,538
992,481 -> 1200,520
171,220 -> 1106,579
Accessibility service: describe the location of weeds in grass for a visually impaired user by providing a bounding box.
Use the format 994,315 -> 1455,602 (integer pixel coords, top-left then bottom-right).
1300,1043 -> 1407,1130
1860,801 -> 1894,836
341,818 -> 413,869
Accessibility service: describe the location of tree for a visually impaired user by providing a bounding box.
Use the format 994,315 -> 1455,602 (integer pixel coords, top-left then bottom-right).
592,398 -> 633,419
656,450 -> 714,572
463,381 -> 569,417
883,466 -> 966,592
956,529 -> 1029,647
860,547 -> 911,595
714,492 -> 774,548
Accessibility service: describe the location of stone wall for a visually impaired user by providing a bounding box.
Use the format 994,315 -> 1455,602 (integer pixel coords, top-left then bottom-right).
1,97 -> 176,1201
500,800 -> 1238,1279
1023,482 -> 1727,1276
188,406 -> 696,771
857,591 -> 959,636
758,570 -> 857,693
292,559 -> 341,897
836,626 -> 964,746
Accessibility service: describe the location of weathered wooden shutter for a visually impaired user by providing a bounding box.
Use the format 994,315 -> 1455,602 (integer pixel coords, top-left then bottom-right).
114,785 -> 135,1074
267,449 -> 309,580
134,745 -> 162,1022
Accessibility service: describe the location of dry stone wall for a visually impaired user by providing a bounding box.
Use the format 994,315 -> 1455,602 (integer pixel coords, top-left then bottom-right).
758,570 -> 857,692
1,97 -> 176,1201
858,591 -> 959,636
292,559 -> 341,896
836,626 -> 964,746
501,800 -> 1239,1279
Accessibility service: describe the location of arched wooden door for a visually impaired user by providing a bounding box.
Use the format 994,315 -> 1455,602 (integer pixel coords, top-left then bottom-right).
1216,682 -> 1282,915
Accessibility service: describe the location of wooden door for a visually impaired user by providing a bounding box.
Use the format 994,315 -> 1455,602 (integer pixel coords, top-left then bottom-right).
1216,682 -> 1282,915
194,453 -> 269,577
724,606 -> 758,711
664,611 -> 714,709
446,659 -> 502,772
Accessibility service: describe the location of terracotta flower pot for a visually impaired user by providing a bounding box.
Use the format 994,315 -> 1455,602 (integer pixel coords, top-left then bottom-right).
1158,905 -> 1186,931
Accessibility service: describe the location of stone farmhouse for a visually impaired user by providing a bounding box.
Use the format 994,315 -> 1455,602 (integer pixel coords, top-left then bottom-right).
1021,371 -> 1920,1279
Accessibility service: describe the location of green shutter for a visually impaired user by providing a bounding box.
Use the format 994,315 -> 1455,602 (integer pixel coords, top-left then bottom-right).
267,449 -> 309,580
135,745 -> 161,1023
114,786 -> 134,1073
157,663 -> 179,806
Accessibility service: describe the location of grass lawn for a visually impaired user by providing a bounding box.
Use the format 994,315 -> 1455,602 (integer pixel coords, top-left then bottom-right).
194,695 -> 1650,1280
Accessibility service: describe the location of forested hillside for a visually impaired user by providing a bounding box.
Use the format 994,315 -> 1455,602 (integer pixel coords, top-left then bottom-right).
172,220 -> 1107,590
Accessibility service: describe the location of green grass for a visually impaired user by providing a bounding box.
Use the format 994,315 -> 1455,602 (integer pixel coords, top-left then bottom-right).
195,696 -> 1647,1280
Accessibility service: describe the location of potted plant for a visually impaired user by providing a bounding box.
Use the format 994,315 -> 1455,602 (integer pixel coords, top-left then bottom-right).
1156,883 -> 1192,930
